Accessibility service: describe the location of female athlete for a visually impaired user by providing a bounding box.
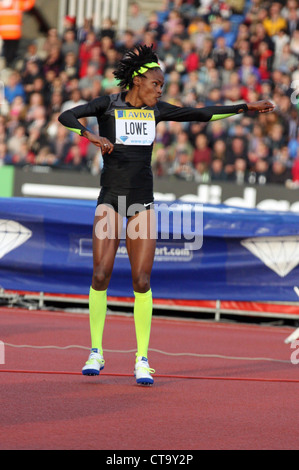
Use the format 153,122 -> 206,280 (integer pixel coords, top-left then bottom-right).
58,44 -> 274,386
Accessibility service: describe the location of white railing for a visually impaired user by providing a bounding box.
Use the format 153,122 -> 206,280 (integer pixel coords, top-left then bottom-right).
58,0 -> 128,35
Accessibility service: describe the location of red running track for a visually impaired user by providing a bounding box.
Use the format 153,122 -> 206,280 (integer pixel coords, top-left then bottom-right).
0,306 -> 299,450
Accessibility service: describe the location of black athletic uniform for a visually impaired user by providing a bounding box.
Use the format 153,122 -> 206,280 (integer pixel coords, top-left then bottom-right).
58,92 -> 247,217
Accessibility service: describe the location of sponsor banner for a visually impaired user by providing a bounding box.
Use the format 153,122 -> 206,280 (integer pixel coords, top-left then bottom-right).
1,197 -> 299,302
12,168 -> 299,212
0,166 -> 14,197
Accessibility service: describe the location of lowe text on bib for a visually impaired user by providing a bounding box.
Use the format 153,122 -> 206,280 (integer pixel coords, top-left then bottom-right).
114,109 -> 156,145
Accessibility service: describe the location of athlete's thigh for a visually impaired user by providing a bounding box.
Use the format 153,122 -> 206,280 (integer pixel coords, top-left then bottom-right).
126,208 -> 157,274
93,204 -> 123,269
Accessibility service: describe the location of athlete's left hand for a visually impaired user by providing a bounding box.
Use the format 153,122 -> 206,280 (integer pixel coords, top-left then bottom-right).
247,100 -> 275,113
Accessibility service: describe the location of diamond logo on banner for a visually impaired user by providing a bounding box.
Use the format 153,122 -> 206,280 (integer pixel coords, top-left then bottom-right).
0,220 -> 32,260
241,236 -> 299,278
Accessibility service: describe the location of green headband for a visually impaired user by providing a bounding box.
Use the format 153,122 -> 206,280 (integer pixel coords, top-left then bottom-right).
131,62 -> 161,78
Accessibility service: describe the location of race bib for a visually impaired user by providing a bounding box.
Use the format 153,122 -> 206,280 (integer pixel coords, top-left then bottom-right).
114,109 -> 156,145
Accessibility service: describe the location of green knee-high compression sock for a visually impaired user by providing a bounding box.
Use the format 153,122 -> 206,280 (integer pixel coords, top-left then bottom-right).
134,289 -> 153,360
89,286 -> 107,355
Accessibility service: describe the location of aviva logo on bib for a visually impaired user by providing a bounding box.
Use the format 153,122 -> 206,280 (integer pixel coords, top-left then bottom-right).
116,110 -> 155,120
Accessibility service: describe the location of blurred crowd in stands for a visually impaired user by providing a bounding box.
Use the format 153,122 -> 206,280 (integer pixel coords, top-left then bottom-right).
1,0 -> 299,187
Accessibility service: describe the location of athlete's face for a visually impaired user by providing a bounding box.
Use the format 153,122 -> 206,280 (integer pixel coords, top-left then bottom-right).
138,69 -> 165,107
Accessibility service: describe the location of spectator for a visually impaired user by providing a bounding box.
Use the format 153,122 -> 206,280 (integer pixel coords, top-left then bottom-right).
61,29 -> 80,58
0,143 -> 12,166
194,161 -> 210,183
145,11 -> 165,42
164,9 -> 182,39
4,72 -> 26,105
7,125 -> 27,156
35,146 -> 58,167
27,126 -> 49,156
170,129 -> 194,161
238,54 -> 261,85
62,51 -> 79,80
127,2 -> 148,38
225,136 -> 248,178
10,141 -> 35,166
285,2 -> 299,36
42,29 -> 62,57
248,140 -> 270,168
0,0 -> 35,66
257,40 -> 273,80
99,18 -> 116,41
77,18 -> 94,44
22,59 -> 43,98
188,17 -> 210,51
181,40 -> 200,73
49,126 -> 72,163
272,28 -> 291,62
253,158 -> 270,185
250,22 -> 274,60
290,28 -> 299,57
212,35 -> 235,68
269,160 -> 292,184
193,134 -> 212,167
116,30 -> 138,56
221,56 -> 237,85
78,64 -> 102,100
231,157 -> 250,184
170,150 -> 194,181
233,38 -> 251,67
9,95 -> 27,122
101,67 -> 120,93
263,2 -> 287,37
211,139 -> 227,161
43,46 -> 63,77
273,43 -> 298,73
60,89 -> 87,113
63,15 -> 77,33
78,31 -> 101,78
152,147 -> 171,177
210,158 -> 227,181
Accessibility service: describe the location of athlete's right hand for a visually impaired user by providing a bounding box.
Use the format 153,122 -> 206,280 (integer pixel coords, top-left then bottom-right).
82,131 -> 114,155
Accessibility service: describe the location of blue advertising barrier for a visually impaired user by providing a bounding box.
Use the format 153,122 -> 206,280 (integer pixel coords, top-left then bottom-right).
1,197 -> 299,302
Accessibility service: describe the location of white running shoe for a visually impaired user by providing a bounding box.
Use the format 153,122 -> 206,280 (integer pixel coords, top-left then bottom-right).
82,349 -> 105,376
134,356 -> 155,386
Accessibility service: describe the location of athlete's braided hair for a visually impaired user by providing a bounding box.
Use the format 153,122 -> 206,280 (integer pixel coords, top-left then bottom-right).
113,44 -> 160,90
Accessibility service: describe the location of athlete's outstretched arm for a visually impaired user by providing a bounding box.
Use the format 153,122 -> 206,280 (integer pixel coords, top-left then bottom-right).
157,100 -> 275,123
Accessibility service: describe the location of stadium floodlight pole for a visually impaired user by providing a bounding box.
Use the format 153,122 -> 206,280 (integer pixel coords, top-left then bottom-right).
69,0 -> 76,17
86,0 -> 94,23
119,0 -> 128,32
103,0 -> 110,20
111,0 -> 118,22
94,0 -> 102,31
77,0 -> 85,28
58,0 -> 67,35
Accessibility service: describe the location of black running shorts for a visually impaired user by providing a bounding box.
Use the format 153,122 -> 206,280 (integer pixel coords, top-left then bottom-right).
97,188 -> 154,218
